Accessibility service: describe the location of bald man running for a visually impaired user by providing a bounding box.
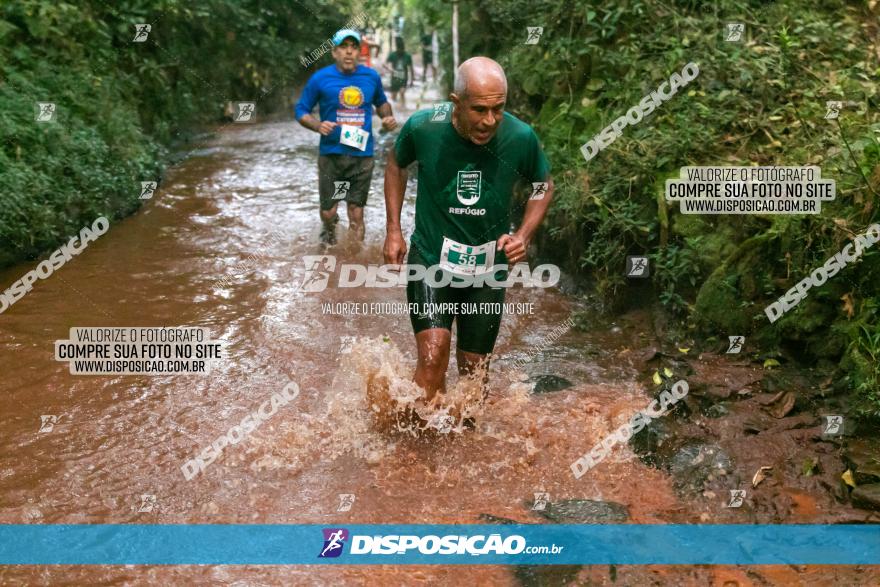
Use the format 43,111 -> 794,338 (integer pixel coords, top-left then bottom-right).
383,57 -> 554,404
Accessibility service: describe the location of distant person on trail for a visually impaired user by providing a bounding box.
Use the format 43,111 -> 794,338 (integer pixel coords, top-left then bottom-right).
383,56 -> 554,407
295,29 -> 397,245
358,30 -> 373,67
420,32 -> 436,82
385,38 -> 414,108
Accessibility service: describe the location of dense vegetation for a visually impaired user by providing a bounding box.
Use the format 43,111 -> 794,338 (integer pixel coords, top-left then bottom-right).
0,0 -> 356,267
410,0 -> 880,416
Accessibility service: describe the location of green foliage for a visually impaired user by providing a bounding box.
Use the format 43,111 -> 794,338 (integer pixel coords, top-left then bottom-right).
412,0 -> 880,414
839,298 -> 880,417
652,242 -> 700,315
0,0 -> 353,266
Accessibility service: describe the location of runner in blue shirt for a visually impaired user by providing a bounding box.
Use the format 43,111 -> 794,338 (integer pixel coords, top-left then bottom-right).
295,29 -> 398,244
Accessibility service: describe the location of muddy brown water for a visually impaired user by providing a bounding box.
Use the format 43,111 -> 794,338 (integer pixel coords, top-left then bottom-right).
0,85 -> 877,585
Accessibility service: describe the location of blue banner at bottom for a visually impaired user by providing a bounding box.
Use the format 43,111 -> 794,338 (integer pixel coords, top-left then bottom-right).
0,524 -> 877,565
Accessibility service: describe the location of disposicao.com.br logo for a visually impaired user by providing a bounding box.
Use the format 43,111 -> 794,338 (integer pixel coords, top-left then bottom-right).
319,528 -> 349,558
300,256 -> 560,292
317,528 -> 563,558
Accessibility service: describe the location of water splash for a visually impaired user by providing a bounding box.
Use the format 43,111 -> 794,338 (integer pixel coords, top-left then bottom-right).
352,336 -> 489,436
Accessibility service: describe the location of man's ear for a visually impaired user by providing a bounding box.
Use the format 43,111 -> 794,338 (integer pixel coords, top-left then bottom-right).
449,93 -> 461,108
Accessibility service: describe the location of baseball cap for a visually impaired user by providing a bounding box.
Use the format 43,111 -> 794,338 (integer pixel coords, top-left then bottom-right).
332,29 -> 361,46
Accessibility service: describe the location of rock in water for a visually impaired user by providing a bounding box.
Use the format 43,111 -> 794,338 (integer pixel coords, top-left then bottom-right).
531,374 -> 573,394
843,439 -> 880,485
702,401 -> 729,419
629,417 -> 675,467
536,499 -> 629,523
851,484 -> 880,511
514,565 -> 582,587
478,512 -> 584,585
668,442 -> 732,495
478,513 -> 519,525
483,501 -> 628,585
518,499 -> 623,587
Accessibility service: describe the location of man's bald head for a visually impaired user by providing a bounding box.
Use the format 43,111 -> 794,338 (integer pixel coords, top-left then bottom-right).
453,57 -> 508,98
450,57 -> 508,145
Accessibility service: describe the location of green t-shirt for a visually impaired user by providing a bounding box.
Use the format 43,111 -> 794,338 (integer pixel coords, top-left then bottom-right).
395,105 -> 551,268
388,51 -> 412,82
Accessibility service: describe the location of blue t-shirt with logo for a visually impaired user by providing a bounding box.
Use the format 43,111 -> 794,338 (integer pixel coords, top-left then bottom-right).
295,64 -> 388,157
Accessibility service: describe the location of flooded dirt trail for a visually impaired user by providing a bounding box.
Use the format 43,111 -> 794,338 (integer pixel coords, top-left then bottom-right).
1,83 -> 877,585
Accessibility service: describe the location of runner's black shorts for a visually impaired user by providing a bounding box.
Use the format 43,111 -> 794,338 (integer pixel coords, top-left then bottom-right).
390,75 -> 408,92
406,245 -> 506,355
318,154 -> 374,211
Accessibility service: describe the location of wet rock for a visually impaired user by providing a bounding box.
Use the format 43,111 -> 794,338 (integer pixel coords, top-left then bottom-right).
743,413 -> 816,435
702,401 -> 729,418
630,418 -> 675,468
513,565 -> 582,587
679,380 -> 710,397
851,484 -> 880,511
478,513 -> 519,525
743,417 -> 766,434
770,413 -> 818,432
761,374 -> 781,394
668,442 -> 732,495
535,499 -> 629,524
843,440 -> 880,485
764,390 -> 797,418
531,374 -> 573,394
636,345 -> 660,365
703,385 -> 737,400
688,363 -> 761,399
478,514 -> 583,585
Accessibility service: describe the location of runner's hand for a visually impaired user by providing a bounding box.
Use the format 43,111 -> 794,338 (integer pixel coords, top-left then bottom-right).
384,231 -> 407,266
497,234 -> 528,264
381,116 -> 398,132
318,121 -> 337,136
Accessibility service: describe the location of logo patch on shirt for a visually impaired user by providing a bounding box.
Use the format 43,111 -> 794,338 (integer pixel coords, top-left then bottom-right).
456,170 -> 482,206
339,86 -> 364,108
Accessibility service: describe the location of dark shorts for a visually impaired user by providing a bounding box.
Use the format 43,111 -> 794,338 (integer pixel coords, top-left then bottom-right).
390,75 -> 408,92
318,154 -> 374,211
406,246 -> 506,355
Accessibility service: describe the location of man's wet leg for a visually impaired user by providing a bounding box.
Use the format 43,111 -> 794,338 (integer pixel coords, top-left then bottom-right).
453,284 -> 504,401
319,204 -> 339,244
457,348 -> 490,398
347,202 -> 365,241
414,328 -> 451,402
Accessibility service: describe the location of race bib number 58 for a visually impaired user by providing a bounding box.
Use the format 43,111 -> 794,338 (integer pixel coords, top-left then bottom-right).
439,237 -> 496,276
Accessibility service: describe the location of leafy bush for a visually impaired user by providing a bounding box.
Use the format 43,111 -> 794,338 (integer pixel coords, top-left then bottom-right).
0,0 -> 354,266
414,0 -> 880,415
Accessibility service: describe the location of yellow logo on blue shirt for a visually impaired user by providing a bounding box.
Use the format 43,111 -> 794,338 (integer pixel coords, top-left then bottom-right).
339,86 -> 364,108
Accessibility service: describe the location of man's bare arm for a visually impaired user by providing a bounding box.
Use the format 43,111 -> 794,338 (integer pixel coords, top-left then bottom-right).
297,114 -> 336,135
497,177 -> 555,264
377,102 -> 393,119
377,101 -> 397,132
297,113 -> 320,132
383,148 -> 408,264
515,177 -> 555,244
